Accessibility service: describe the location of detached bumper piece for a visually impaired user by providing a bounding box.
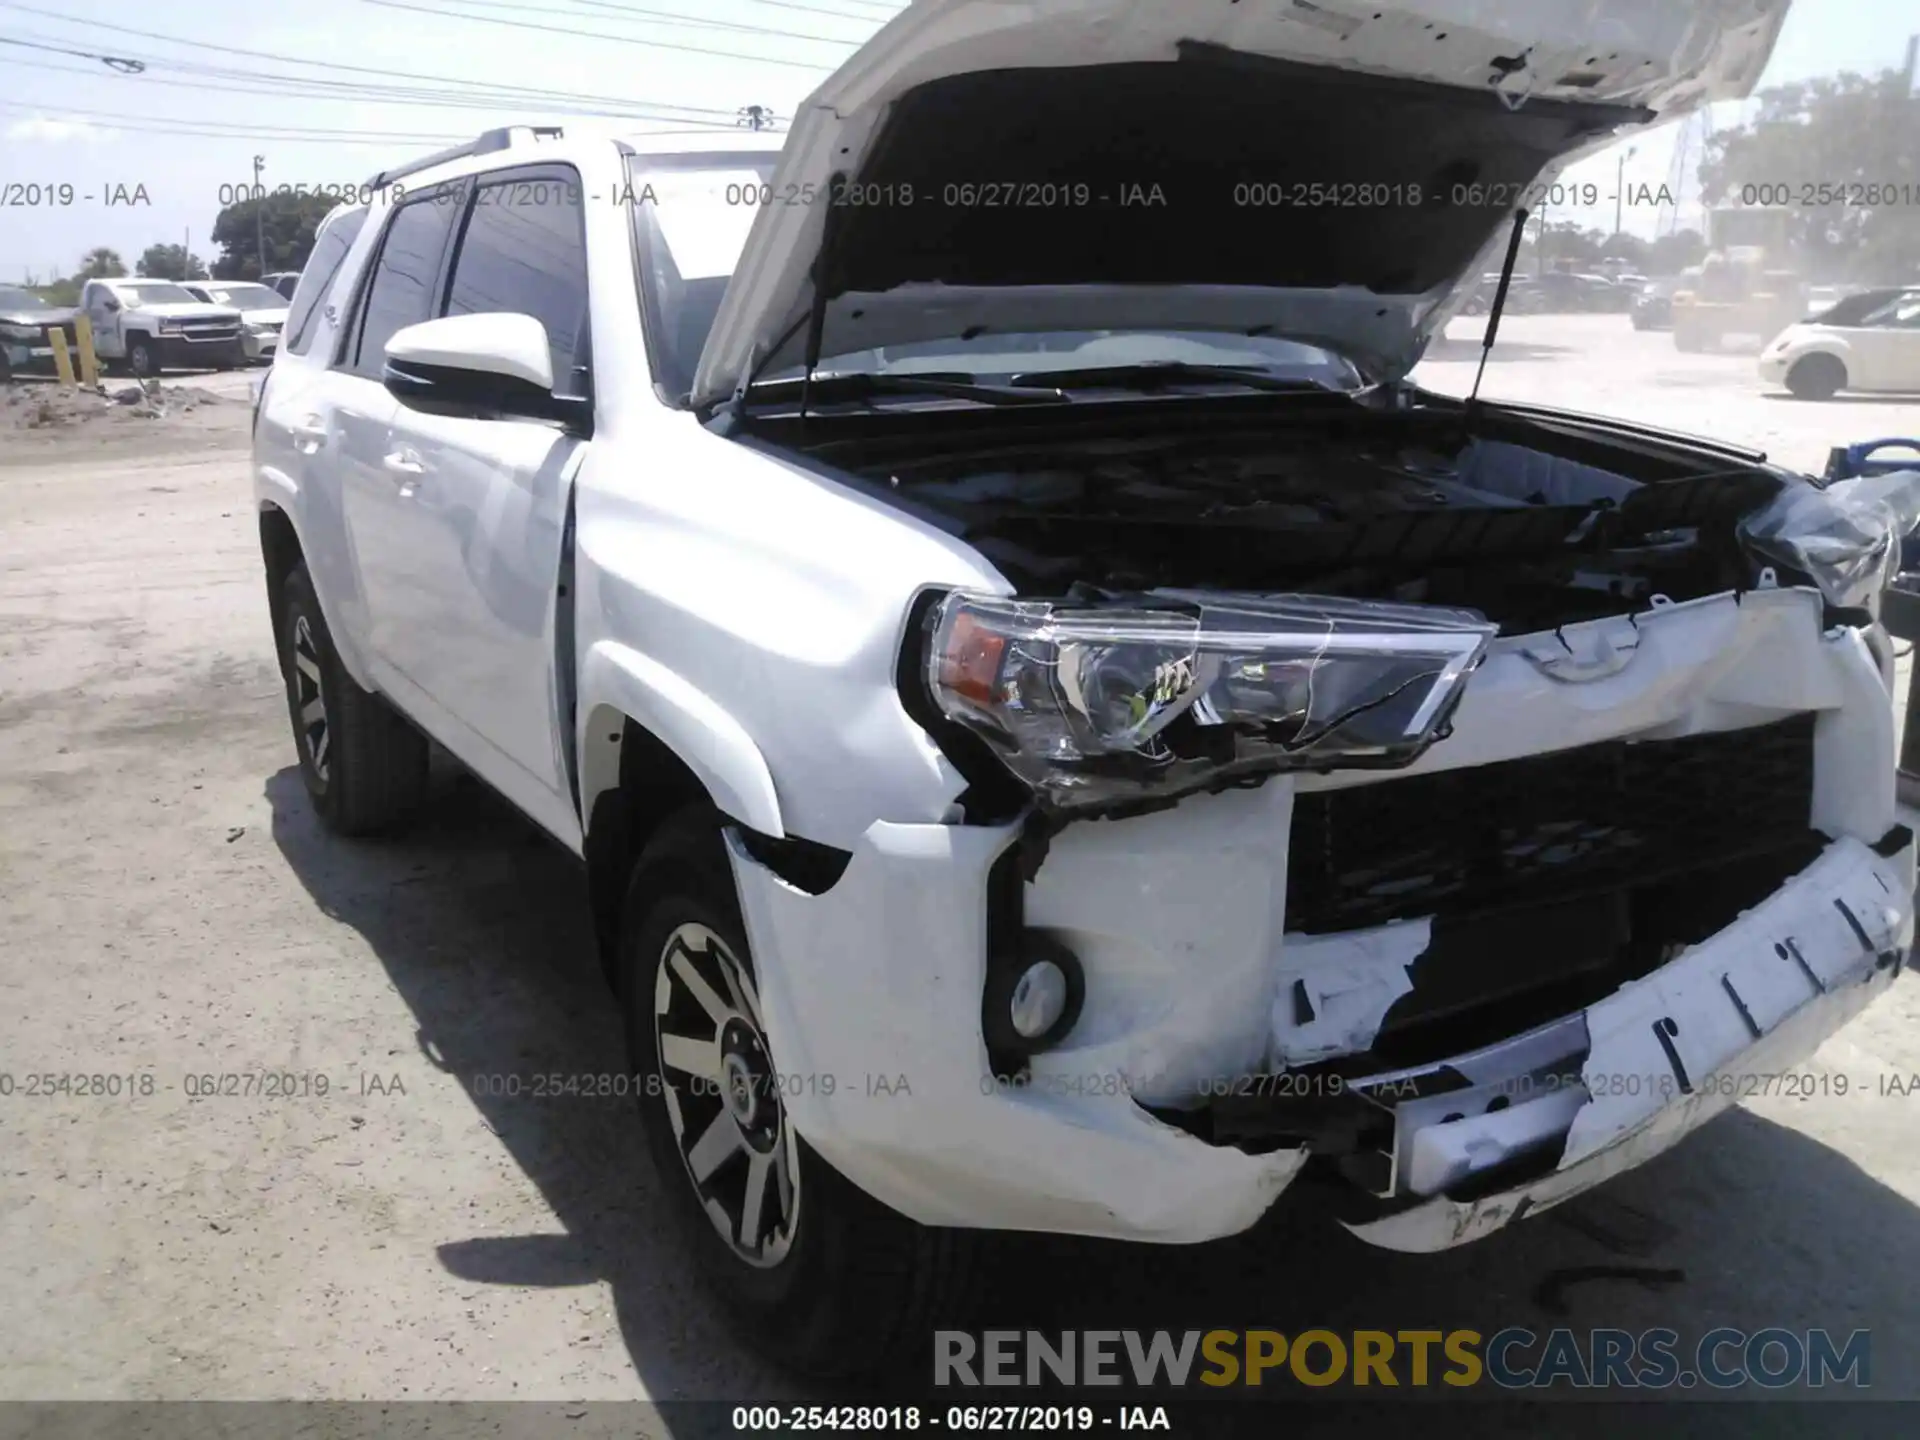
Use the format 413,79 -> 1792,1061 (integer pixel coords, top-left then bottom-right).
1156,830 -> 1913,1249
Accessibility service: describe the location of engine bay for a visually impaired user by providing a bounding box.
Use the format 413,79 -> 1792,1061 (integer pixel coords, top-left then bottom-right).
768,397 -> 1788,635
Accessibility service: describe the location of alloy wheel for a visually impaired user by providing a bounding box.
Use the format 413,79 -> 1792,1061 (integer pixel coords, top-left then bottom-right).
653,921 -> 800,1269
291,613 -> 330,783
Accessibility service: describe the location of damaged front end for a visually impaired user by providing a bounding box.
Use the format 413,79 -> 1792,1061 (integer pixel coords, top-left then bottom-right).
829,403 -> 1920,1240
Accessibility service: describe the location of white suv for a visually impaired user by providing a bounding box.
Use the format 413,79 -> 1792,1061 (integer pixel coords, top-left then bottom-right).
253,0 -> 1913,1377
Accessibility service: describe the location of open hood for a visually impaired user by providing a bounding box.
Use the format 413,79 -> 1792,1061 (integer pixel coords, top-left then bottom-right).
693,0 -> 1789,406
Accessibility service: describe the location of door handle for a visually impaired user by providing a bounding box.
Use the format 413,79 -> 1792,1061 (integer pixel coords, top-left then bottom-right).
382,449 -> 425,478
289,416 -> 328,451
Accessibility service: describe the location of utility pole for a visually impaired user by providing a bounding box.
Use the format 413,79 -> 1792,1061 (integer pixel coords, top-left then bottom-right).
1904,33 -> 1917,94
252,155 -> 267,280
1613,144 -> 1637,237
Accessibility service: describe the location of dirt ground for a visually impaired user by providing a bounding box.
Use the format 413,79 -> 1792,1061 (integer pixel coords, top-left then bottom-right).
3,322 -> 1920,1425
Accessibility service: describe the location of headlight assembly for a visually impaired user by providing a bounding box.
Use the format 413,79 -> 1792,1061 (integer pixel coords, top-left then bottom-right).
920,589 -> 1497,816
1739,470 -> 1920,612
0,322 -> 38,340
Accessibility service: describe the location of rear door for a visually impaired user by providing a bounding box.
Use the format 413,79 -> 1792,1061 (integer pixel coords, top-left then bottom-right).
253,204 -> 374,657
334,189 -> 463,683
377,165 -> 592,806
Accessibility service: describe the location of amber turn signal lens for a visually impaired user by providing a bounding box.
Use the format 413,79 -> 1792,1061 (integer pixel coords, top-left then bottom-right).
938,611 -> 1008,707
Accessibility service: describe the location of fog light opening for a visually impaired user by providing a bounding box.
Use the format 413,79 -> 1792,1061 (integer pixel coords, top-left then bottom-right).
1011,960 -> 1068,1039
983,932 -> 1086,1066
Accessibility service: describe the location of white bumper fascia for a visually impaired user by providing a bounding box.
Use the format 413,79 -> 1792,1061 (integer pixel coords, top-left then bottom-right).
728,816 -> 1910,1246
726,821 -> 1307,1243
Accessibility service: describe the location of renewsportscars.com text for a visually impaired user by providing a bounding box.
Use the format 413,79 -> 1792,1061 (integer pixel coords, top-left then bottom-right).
934,1327 -> 1871,1390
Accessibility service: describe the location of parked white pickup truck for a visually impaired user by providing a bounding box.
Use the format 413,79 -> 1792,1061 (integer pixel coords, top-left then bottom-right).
252,0 -> 1914,1378
80,277 -> 245,377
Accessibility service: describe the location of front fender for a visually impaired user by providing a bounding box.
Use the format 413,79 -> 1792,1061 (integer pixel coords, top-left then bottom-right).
579,639 -> 784,836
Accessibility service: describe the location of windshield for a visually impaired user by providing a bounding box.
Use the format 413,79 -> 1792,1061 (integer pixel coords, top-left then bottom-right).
0,287 -> 47,310
629,153 -> 781,400
116,282 -> 198,305
194,284 -> 282,311
628,154 -> 1359,404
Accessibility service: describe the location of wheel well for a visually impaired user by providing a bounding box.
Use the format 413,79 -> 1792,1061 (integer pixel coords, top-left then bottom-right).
583,715 -> 711,986
259,504 -> 304,651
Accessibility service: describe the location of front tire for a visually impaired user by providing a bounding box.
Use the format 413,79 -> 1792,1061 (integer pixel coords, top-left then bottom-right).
126,334 -> 159,378
1785,354 -> 1846,401
620,806 -> 977,1377
277,561 -> 428,835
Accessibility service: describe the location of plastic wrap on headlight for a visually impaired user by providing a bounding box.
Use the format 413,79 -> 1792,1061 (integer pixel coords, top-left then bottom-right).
924,590 -> 1497,814
1739,470 -> 1920,611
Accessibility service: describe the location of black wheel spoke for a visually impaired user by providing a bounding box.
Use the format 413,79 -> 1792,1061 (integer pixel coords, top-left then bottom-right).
654,923 -> 798,1268
290,613 -> 329,783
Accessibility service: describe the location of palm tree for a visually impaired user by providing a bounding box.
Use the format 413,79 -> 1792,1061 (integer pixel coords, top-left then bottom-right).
76,247 -> 127,279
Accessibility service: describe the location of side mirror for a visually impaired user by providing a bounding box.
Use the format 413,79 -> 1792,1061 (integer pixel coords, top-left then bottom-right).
383,313 -> 588,432
100,295 -> 121,312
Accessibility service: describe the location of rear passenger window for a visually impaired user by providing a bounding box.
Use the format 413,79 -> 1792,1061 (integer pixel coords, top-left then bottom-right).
346,197 -> 457,377
443,173 -> 591,398
286,207 -> 367,356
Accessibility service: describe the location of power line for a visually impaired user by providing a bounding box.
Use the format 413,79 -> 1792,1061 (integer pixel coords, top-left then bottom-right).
0,50 -> 744,129
0,34 -> 745,128
431,0 -> 866,45
0,7 -> 753,118
0,96 -> 470,142
360,0 -> 841,68
747,0 -> 898,17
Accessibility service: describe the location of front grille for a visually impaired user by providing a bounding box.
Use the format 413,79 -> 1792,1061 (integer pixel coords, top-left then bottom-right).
1284,714 -> 1819,934
177,323 -> 240,341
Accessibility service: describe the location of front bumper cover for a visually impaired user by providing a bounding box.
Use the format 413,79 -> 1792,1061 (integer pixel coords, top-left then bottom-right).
729,813 -> 1912,1245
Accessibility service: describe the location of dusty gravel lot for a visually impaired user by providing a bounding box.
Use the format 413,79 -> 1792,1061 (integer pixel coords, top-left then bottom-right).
3,319 -> 1920,1426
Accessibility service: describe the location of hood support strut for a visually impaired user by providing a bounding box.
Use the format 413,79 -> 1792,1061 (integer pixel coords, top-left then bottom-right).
1467,207 -> 1531,424
797,170 -> 850,426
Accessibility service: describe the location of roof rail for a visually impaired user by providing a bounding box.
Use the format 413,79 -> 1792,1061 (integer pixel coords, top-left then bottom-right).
365,125 -> 564,190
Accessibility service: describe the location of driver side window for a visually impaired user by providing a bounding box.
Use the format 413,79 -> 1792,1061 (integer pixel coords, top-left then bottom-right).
441,168 -> 591,400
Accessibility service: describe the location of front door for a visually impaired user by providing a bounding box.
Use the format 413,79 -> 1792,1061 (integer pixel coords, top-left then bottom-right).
375,166 -> 593,801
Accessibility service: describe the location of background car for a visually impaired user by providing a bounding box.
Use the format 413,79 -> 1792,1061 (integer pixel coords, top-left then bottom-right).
1631,273 -> 1688,331
80,278 -> 245,376
182,280 -> 291,362
1759,286 -> 1920,398
0,285 -> 79,379
1571,272 -> 1633,311
261,271 -> 303,301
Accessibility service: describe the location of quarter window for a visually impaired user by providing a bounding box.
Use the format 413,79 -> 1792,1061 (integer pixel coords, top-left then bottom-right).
285,206 -> 368,356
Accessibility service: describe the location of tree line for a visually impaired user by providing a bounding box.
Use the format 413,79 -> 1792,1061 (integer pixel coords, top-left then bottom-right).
27,190 -> 340,303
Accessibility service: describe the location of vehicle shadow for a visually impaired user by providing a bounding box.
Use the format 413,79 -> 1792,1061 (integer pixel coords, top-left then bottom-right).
1761,391 -> 1920,407
266,764 -> 1920,1428
1421,335 -> 1579,363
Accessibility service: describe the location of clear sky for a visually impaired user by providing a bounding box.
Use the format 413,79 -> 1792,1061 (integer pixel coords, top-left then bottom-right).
2,0 -> 1914,281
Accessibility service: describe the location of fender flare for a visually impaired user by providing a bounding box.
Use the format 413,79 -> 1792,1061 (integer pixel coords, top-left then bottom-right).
579,639 -> 784,837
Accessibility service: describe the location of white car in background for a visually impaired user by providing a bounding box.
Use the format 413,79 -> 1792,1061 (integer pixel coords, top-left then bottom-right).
1760,287 -> 1920,399
182,280 -> 291,363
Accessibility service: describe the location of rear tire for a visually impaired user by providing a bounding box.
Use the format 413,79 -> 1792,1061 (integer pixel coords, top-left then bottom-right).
619,805 -> 978,1378
277,561 -> 428,835
1785,354 -> 1846,401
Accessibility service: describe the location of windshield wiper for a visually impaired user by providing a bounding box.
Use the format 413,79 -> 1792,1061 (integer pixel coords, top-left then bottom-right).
745,370 -> 1069,408
1006,362 -> 1340,395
